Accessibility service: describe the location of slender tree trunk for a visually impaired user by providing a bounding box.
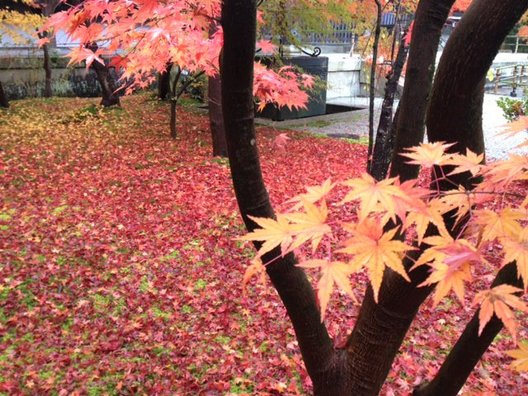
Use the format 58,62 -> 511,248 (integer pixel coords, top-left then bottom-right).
367,0 -> 382,171
169,67 -> 181,139
37,30 -> 52,98
88,44 -> 120,107
221,1 -> 346,394
158,63 -> 172,100
208,74 -> 227,157
170,100 -> 177,139
370,35 -> 409,180
389,0 -> 456,181
0,81 -> 8,108
42,41 -> 52,97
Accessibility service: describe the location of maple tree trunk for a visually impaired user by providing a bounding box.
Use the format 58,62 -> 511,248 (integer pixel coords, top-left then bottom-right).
413,1 -> 528,394
89,44 -> 120,107
170,100 -> 177,139
221,1 -> 346,393
367,0 -> 382,172
414,263 -> 523,396
208,75 -> 227,157
370,36 -> 408,181
0,81 -> 8,108
158,63 -> 172,100
390,0 -> 455,181
339,1 -> 456,393
42,42 -> 52,98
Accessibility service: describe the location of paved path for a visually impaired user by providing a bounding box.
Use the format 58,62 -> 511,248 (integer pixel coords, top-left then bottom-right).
256,94 -> 528,160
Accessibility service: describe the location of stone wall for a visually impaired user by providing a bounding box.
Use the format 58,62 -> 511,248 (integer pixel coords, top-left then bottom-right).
0,53 -> 116,100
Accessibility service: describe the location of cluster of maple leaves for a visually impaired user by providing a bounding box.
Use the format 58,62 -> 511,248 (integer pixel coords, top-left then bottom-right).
41,0 -> 315,110
242,137 -> 528,369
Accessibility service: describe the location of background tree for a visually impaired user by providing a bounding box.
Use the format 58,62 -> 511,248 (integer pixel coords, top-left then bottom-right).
46,0 -> 313,138
222,1 -> 528,395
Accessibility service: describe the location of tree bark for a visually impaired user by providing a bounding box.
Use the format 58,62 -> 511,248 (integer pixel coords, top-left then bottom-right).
414,263 -> 523,396
413,1 -> 528,394
370,35 -> 409,180
208,74 -> 227,157
339,2 -> 456,393
389,0 -> 455,181
158,63 -> 172,100
221,1 -> 344,393
170,100 -> 177,139
88,44 -> 120,107
367,0 -> 382,172
0,81 -> 8,108
42,40 -> 52,97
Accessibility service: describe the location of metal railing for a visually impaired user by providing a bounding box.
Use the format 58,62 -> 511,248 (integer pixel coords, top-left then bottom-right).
489,64 -> 528,96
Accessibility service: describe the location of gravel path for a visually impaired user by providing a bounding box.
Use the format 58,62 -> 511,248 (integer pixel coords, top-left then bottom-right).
256,94 -> 528,160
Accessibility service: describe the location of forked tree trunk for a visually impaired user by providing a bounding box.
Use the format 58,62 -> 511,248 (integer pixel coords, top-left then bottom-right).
370,35 -> 409,180
221,0 -> 528,395
0,81 -> 8,108
208,74 -> 227,157
414,0 -> 528,393
158,63 -> 172,100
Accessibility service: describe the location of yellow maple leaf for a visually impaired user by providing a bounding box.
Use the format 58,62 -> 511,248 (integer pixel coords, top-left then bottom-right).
287,178 -> 335,210
447,148 -> 484,177
400,142 -> 454,168
341,173 -> 407,222
501,228 -> 528,290
297,259 -> 358,321
472,208 -> 524,243
507,341 -> 528,372
238,215 -> 293,258
404,198 -> 450,244
284,199 -> 331,253
482,154 -> 528,189
338,219 -> 413,302
474,284 -> 527,343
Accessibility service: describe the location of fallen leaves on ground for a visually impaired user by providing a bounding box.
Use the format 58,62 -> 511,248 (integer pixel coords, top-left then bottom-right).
0,95 -> 527,394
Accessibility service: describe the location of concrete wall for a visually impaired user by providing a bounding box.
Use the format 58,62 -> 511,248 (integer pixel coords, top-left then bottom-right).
325,53 -> 363,101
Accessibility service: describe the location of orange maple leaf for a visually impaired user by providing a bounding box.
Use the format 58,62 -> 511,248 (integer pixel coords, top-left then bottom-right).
338,219 -> 413,302
417,237 -> 481,305
507,341 -> 528,372
238,215 -> 293,258
472,208 -> 524,243
242,258 -> 267,296
447,148 -> 484,177
474,284 -> 527,343
400,142 -> 454,168
501,229 -> 528,290
404,198 -> 450,244
284,199 -> 332,253
287,178 -> 335,211
297,259 -> 358,321
341,173 -> 407,222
